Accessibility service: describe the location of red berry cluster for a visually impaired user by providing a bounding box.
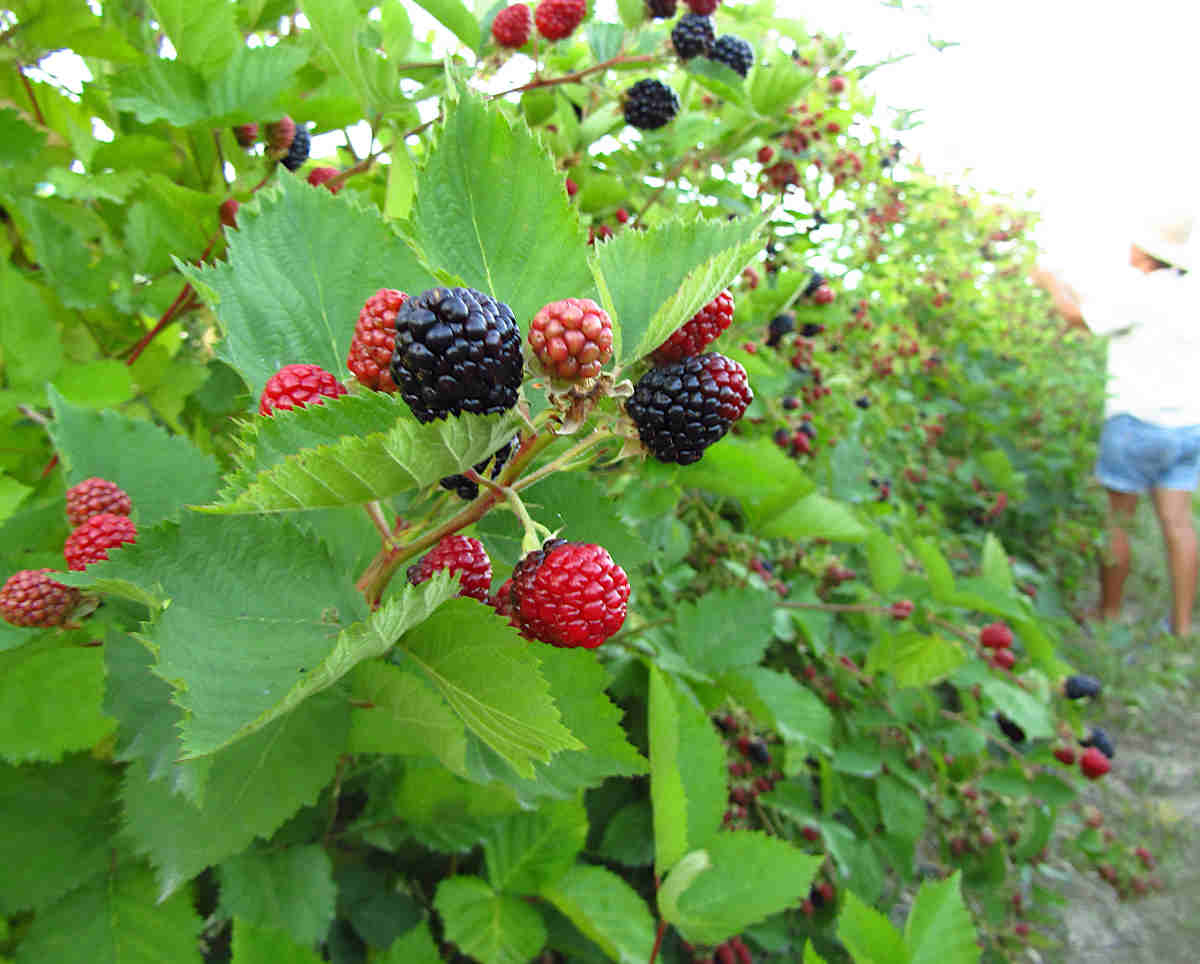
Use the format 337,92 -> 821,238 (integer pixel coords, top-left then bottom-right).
491,3 -> 532,48
348,288 -> 409,393
652,289 -> 735,364
407,535 -> 493,602
1,476 -> 139,628
259,363 -> 348,416
528,298 -> 614,381
534,0 -> 586,41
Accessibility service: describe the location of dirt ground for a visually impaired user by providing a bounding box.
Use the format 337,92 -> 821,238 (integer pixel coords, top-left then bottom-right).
1044,504 -> 1200,963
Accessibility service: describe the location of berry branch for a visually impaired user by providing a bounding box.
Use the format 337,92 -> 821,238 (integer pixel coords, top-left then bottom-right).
15,63 -> 45,126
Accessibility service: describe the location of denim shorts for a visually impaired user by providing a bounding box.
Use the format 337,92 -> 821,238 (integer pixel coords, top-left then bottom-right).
1095,414 -> 1200,492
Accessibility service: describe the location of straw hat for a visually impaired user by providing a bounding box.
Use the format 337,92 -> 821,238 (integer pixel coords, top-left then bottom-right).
1131,211 -> 1195,271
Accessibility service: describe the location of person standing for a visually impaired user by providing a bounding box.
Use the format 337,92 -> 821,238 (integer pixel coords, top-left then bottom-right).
1034,213 -> 1197,634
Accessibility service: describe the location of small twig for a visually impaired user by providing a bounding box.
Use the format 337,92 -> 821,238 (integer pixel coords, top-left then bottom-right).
322,755 -> 350,845
15,63 -> 45,126
212,129 -> 230,188
363,501 -> 399,548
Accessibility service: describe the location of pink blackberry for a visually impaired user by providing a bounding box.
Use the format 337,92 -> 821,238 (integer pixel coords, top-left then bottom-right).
65,477 -> 132,528
407,535 -> 492,602
492,4 -> 533,47
0,569 -> 80,628
64,513 -> 137,571
528,298 -> 613,380
535,0 -> 586,41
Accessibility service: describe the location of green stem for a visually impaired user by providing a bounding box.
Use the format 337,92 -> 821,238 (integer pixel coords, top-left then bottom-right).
510,426 -> 615,494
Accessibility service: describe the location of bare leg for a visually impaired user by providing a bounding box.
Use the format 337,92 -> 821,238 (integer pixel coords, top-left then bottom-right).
1099,489 -> 1139,621
1150,488 -> 1197,635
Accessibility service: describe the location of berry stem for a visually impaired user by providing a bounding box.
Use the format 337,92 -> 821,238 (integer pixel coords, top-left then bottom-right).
510,425 -> 615,494
491,53 -> 661,99
16,63 -> 46,126
647,918 -> 667,964
363,501 -> 400,548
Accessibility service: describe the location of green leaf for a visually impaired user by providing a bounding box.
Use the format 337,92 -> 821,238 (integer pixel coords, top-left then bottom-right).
0,635 -> 114,763
590,215 -> 763,365
384,142 -> 417,220
541,863 -> 657,964
866,632 -> 965,687
672,587 -> 775,678
484,797 -> 588,895
184,174 -> 435,403
0,262 -> 63,391
757,492 -> 870,542
0,106 -> 46,166
399,599 -> 582,779
837,890 -> 909,964
348,662 -> 468,774
0,755 -> 120,914
78,513 -> 366,759
979,679 -> 1054,741
979,533 -> 1015,595
52,360 -> 136,409
0,475 -> 31,525
107,58 -> 210,126
149,0 -> 239,72
13,863 -> 202,964
660,832 -> 822,946
205,45 -> 312,122
415,0 -> 480,52
912,538 -> 954,598
8,197 -> 109,308
435,876 -> 547,964
648,666 -> 727,873
729,666 -> 834,753
48,387 -> 221,526
804,942 -> 831,964
411,82 -> 594,328
103,629 -> 207,803
904,872 -> 980,964
378,923 -> 442,964
211,399 -> 522,514
121,689 -> 349,899
596,800 -> 655,867
586,21 -> 625,62
379,0 -> 414,62
877,774 -> 926,842
749,54 -> 809,115
681,434 -> 813,511
218,846 -> 336,947
299,0 -> 390,112
469,646 -> 648,804
230,920 -> 323,964
865,530 -> 903,593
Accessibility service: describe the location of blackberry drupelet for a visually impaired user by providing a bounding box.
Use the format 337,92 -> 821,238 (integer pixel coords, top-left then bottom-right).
281,126 -> 310,171
671,13 -> 715,60
389,286 -> 523,423
623,78 -> 680,131
625,352 -> 752,465
708,34 -> 754,77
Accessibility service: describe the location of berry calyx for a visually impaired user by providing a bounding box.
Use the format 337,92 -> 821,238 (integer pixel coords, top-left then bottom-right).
492,4 -> 533,47
406,535 -> 492,602
528,297 -> 614,380
389,286 -> 523,423
626,352 -> 753,464
0,569 -> 80,627
349,288 -> 409,393
66,477 -> 132,528
652,290 -> 734,364
510,539 -> 630,648
64,513 -> 137,571
259,363 -> 349,416
708,34 -> 754,77
534,0 -> 586,41
306,166 -> 341,192
979,621 -> 1013,649
623,78 -> 680,131
671,13 -> 715,61
1080,746 -> 1111,780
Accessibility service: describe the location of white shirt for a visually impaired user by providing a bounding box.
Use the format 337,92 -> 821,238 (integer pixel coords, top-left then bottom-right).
1078,265 -> 1200,426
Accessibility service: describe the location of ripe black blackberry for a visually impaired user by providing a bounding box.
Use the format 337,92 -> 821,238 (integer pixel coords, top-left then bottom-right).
623,78 -> 680,131
439,435 -> 519,500
645,0 -> 677,17
389,286 -> 523,423
800,322 -> 824,337
766,312 -> 794,348
708,34 -> 754,77
625,352 -> 752,465
671,13 -> 714,60
281,126 -> 310,172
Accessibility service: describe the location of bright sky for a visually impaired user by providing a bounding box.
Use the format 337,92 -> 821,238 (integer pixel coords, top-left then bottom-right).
783,0 -> 1200,281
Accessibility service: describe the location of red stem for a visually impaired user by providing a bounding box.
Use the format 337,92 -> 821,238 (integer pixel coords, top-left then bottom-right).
647,918 -> 667,964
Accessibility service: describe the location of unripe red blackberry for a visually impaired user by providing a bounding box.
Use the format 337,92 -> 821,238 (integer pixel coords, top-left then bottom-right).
979,621 -> 1013,649
510,539 -> 630,648
389,286 -> 523,423
652,290 -> 734,363
1080,746 -> 1110,779
219,198 -> 239,230
265,115 -> 296,154
0,569 -> 80,628
491,4 -> 533,47
626,353 -> 752,464
259,363 -> 348,416
407,535 -> 492,602
66,477 -> 132,528
708,34 -> 754,77
534,0 -> 586,41
684,0 -> 719,13
623,78 -> 680,131
349,289 -> 409,393
232,123 -> 258,148
528,297 -> 613,380
670,13 -> 714,60
306,166 -> 341,193
64,513 -> 137,571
